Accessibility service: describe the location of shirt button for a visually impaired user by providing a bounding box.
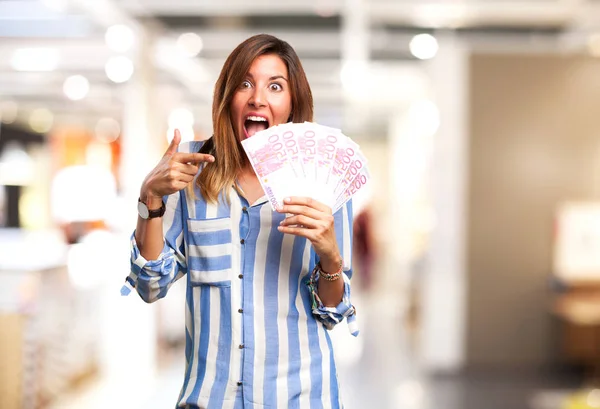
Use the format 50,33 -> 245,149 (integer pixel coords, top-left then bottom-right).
237,381 -> 242,386
239,344 -> 244,349
238,308 -> 243,313
240,239 -> 245,244
242,206 -> 248,212
238,274 -> 243,279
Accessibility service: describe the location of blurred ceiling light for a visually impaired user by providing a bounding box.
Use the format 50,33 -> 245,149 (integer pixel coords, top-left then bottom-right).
409,34 -> 439,60
588,34 -> 600,57
51,165 -> 116,224
41,0 -> 68,12
29,108 -> 54,134
177,33 -> 204,57
414,4 -> 467,29
168,108 -> 195,143
63,75 -> 90,101
340,60 -> 370,99
0,100 -> 18,124
408,99 -> 440,137
394,380 -> 426,407
86,141 -> 113,170
105,24 -> 135,53
588,389 -> 600,408
105,56 -> 134,83
95,117 -> 121,143
0,141 -> 34,186
10,48 -> 59,72
315,0 -> 336,18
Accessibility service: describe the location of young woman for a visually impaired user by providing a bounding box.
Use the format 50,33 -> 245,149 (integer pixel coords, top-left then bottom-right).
124,34 -> 357,409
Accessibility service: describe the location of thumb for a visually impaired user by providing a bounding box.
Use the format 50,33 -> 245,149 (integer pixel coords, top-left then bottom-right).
165,129 -> 181,156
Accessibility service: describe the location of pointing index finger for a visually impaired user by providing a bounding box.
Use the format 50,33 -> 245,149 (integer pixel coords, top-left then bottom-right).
173,152 -> 215,164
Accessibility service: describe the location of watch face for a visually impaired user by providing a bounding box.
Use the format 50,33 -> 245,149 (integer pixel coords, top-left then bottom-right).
137,200 -> 149,219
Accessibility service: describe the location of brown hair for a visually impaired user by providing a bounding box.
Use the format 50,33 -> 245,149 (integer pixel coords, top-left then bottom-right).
196,34 -> 314,204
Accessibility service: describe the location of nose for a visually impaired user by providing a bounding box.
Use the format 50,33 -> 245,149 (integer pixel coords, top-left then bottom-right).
248,87 -> 267,108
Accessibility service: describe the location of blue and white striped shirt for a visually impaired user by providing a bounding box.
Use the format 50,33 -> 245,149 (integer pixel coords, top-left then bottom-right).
123,141 -> 357,409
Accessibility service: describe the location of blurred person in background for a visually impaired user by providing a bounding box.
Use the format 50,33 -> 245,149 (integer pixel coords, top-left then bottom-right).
122,34 -> 358,409
352,204 -> 375,292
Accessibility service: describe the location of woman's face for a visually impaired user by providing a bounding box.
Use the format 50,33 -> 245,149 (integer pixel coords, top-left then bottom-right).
230,54 -> 292,141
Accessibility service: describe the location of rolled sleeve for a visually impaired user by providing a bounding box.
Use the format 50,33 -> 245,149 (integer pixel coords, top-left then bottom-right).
130,233 -> 175,276
122,189 -> 188,303
123,233 -> 182,303
308,269 -> 359,337
309,198 -> 359,336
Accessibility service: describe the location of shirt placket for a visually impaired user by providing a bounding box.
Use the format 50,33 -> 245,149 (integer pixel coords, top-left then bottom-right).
236,198 -> 251,396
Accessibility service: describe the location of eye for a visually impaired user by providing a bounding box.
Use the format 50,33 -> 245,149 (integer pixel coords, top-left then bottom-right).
240,80 -> 252,89
269,83 -> 283,92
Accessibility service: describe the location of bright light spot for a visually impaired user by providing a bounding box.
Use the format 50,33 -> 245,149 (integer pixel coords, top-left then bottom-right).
11,48 -> 59,72
0,141 -> 34,186
19,188 -> 46,229
340,60 -> 370,99
63,75 -> 90,101
168,108 -> 194,128
176,33 -> 203,57
105,56 -> 134,83
68,231 -> 116,290
95,117 -> 121,143
0,100 -> 18,124
315,0 -> 336,18
588,34 -> 600,58
86,141 -> 113,170
408,99 -> 440,137
51,165 -> 117,223
409,34 -> 439,60
413,5 -> 467,29
167,108 -> 195,143
587,389 -> 600,408
105,24 -> 135,53
394,380 -> 426,408
29,108 -> 54,134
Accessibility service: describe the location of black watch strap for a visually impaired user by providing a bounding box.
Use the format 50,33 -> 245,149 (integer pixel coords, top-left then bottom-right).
139,198 -> 166,219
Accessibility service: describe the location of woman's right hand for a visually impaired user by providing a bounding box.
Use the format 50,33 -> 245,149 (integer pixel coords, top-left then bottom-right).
140,129 -> 215,202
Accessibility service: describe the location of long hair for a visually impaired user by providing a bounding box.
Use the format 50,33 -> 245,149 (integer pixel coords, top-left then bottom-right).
196,34 -> 314,204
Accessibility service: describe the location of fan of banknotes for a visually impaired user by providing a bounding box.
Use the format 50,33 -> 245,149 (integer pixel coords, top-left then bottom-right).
241,121 -> 370,213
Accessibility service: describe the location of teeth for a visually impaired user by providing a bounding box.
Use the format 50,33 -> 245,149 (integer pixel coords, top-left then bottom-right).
246,116 -> 267,122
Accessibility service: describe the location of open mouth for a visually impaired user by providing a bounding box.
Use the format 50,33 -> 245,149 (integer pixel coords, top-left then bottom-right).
244,115 -> 269,138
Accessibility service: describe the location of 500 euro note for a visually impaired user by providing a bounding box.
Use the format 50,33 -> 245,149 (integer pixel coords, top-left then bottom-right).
334,167 -> 371,213
311,124 -> 343,207
327,136 -> 360,192
297,123 -> 318,183
314,124 -> 343,185
333,150 -> 368,201
241,129 -> 298,210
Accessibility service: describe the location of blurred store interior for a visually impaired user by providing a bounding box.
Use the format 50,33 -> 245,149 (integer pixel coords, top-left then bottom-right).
3,0 -> 600,408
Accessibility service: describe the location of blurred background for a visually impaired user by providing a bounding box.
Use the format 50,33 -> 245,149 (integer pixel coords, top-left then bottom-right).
2,0 -> 600,408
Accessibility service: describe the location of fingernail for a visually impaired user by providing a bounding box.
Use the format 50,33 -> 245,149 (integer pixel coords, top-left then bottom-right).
209,156 -> 215,162
284,197 -> 291,203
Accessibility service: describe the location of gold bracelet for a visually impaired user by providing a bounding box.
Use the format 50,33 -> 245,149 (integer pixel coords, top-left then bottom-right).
317,260 -> 343,281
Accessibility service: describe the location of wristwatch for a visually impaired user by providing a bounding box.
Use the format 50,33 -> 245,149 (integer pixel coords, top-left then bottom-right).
137,197 -> 166,219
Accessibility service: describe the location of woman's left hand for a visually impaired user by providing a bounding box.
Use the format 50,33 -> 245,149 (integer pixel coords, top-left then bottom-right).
277,197 -> 340,265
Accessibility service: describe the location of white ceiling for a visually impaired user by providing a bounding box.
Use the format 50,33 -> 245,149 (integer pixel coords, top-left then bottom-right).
1,0 -> 599,136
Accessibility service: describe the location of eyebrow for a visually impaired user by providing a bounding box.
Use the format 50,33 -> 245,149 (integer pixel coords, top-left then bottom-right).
246,73 -> 289,82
